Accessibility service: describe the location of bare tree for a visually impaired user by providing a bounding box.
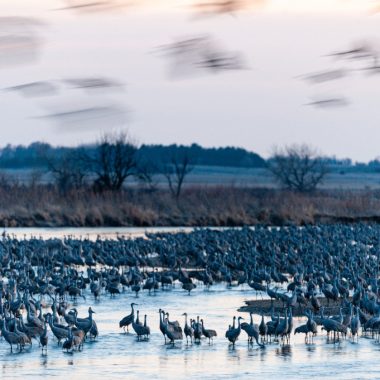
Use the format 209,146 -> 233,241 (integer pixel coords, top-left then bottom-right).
47,150 -> 88,194
135,158 -> 158,192
89,131 -> 138,192
268,144 -> 328,192
161,151 -> 194,198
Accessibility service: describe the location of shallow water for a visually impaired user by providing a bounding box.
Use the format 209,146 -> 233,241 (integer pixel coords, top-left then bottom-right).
2,284 -> 380,380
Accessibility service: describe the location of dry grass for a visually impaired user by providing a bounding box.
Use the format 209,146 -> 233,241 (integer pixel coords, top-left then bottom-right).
0,184 -> 380,227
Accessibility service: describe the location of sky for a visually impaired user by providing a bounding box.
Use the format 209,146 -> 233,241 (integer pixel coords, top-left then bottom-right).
1,0 -> 380,161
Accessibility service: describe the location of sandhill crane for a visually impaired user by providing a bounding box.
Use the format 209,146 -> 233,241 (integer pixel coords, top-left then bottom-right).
46,313 -> 68,345
225,316 -> 243,347
14,318 -> 32,347
192,316 -> 203,343
321,317 -> 347,342
2,319 -> 23,352
350,306 -> 361,342
73,307 -> 96,339
159,309 -> 167,343
143,315 -> 150,339
40,320 -> 48,353
132,311 -> 150,340
294,324 -> 310,342
266,314 -> 279,343
182,282 -> 197,295
259,314 -> 267,343
163,312 -> 183,345
182,313 -> 194,344
119,303 -> 137,333
305,311 -> 318,343
241,312 -> 264,347
200,319 -> 217,344
275,309 -> 289,345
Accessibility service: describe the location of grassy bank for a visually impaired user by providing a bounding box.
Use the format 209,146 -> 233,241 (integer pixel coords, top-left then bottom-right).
1,184 -> 380,227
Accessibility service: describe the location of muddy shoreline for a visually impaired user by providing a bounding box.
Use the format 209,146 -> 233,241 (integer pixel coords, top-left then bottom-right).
238,297 -> 350,317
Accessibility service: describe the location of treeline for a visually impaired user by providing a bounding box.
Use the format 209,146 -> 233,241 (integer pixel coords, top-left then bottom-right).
1,141 -> 379,172
137,144 -> 266,168
0,138 -> 379,227
0,142 -> 266,169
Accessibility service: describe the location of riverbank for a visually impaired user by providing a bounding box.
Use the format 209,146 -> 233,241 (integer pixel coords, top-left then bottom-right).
1,185 -> 380,227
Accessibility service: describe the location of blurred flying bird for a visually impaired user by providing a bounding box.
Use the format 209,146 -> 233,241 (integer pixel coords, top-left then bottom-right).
305,97 -> 349,108
361,64 -> 380,74
36,105 -> 128,130
328,41 -> 379,65
60,1 -> 106,9
4,81 -> 58,97
159,35 -> 247,76
192,0 -> 266,16
327,39 -> 380,75
63,77 -> 123,91
356,54 -> 380,74
193,0 -> 245,14
196,51 -> 246,72
56,0 -> 133,12
298,69 -> 348,84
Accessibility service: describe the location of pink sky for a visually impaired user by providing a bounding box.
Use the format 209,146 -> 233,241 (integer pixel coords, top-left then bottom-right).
3,0 -> 379,13
0,0 -> 380,161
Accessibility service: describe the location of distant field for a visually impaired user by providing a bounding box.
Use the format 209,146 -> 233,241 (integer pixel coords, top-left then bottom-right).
2,166 -> 380,190
186,166 -> 380,190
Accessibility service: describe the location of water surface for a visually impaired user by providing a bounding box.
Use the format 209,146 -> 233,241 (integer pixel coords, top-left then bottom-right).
1,283 -> 380,380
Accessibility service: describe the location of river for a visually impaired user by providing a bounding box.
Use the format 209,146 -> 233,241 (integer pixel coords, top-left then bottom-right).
1,228 -> 380,379
1,284 -> 380,380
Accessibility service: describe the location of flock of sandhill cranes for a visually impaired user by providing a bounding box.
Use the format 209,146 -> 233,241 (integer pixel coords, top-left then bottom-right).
0,295 -> 370,355
116,299 -> 367,350
1,224 -> 380,355
1,298 -> 98,353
